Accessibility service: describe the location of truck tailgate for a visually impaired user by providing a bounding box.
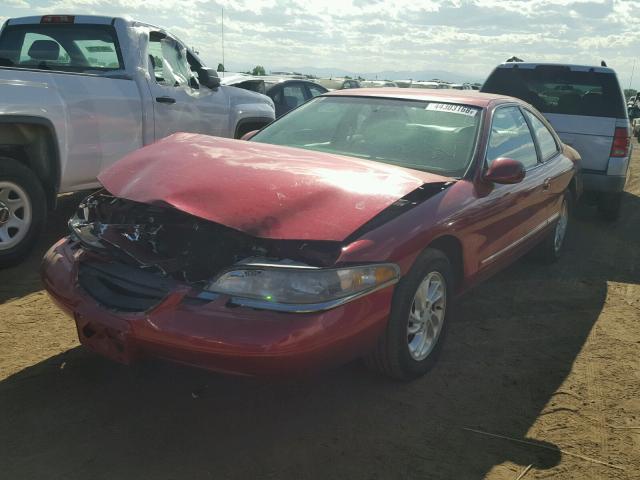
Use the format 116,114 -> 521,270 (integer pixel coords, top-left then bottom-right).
544,113 -> 615,172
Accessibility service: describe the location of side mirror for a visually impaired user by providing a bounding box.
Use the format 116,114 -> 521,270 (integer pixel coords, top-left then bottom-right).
240,130 -> 259,141
198,67 -> 221,89
484,157 -> 525,184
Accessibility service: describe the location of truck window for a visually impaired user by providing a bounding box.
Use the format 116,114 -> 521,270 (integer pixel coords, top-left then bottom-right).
0,24 -> 123,72
148,32 -> 194,88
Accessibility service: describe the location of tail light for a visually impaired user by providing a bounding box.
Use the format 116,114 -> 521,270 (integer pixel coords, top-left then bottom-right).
610,127 -> 630,157
41,15 -> 75,24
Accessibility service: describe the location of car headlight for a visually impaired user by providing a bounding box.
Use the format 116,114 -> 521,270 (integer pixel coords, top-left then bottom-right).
205,263 -> 399,309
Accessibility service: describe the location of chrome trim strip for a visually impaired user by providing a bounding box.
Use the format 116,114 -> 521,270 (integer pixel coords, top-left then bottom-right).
225,278 -> 400,313
480,212 -> 560,266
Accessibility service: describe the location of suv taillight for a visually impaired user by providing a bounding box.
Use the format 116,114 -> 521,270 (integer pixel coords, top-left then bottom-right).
610,127 -> 630,157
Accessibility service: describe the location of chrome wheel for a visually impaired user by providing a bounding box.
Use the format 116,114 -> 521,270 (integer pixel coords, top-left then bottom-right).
0,181 -> 32,251
407,271 -> 446,361
554,197 -> 568,253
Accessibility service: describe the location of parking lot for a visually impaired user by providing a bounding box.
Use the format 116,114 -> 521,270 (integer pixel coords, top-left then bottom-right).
0,143 -> 638,479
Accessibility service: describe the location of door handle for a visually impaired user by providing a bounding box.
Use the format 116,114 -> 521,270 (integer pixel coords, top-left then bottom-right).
542,178 -> 551,191
156,96 -> 176,104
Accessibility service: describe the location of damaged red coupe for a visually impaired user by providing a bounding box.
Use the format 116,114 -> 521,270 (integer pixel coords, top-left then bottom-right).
42,90 -> 580,379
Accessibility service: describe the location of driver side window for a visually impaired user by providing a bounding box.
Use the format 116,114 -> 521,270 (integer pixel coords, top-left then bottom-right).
148,32 -> 193,88
487,106 -> 538,169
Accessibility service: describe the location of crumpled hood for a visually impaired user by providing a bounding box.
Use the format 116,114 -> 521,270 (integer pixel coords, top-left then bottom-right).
98,133 -> 452,241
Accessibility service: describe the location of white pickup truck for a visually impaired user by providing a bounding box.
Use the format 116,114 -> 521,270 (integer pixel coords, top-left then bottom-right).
0,14 -> 275,266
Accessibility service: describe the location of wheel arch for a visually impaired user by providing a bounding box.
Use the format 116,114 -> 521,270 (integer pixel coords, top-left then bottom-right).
234,117 -> 272,139
0,116 -> 61,209
425,234 -> 464,293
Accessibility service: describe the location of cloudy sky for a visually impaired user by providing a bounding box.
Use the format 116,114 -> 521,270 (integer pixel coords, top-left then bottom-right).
1,0 -> 639,88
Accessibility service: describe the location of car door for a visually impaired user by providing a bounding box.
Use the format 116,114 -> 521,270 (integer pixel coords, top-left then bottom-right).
472,105 -> 549,273
145,30 -> 229,140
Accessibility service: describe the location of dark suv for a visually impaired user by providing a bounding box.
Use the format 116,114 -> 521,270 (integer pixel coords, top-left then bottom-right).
482,62 -> 630,220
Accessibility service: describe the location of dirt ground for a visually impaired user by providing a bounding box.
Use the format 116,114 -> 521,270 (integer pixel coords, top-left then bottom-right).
1,145 -> 639,480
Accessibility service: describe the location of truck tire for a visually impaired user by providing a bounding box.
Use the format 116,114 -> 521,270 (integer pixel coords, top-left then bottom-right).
0,157 -> 47,267
598,191 -> 622,222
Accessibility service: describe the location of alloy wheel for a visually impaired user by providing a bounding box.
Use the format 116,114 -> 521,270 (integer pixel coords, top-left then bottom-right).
407,271 -> 447,361
554,197 -> 569,253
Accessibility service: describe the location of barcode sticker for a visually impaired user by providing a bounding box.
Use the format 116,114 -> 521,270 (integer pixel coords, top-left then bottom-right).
426,103 -> 478,116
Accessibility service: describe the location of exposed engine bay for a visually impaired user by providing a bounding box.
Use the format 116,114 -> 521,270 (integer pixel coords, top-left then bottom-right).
69,191 -> 343,286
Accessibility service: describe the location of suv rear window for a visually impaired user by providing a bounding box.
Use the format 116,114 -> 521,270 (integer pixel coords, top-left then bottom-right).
482,66 -> 626,118
0,24 -> 123,73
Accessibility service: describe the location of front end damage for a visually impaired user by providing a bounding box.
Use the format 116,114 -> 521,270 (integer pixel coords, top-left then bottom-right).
43,177 -> 453,375
68,191 -> 346,312
42,191 -> 401,375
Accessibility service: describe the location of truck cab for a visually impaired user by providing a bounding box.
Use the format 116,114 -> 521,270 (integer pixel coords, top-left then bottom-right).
0,14 -> 275,266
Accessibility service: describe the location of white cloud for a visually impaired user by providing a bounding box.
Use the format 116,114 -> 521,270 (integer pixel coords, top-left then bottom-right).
1,0 -> 639,88
3,0 -> 30,7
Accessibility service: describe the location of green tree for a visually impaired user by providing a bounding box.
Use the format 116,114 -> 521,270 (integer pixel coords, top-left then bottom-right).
217,63 -> 225,72
252,65 -> 266,76
624,89 -> 638,101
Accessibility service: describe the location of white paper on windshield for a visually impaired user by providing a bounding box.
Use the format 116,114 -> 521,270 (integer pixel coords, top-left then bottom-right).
426,103 -> 478,117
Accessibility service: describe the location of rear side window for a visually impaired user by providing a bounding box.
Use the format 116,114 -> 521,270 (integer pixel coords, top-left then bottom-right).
482,66 -> 626,118
487,106 -> 538,169
0,24 -> 123,72
523,110 -> 559,161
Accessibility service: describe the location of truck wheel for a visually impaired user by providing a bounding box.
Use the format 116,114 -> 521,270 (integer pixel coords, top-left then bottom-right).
598,191 -> 622,222
0,157 -> 47,268
364,248 -> 452,380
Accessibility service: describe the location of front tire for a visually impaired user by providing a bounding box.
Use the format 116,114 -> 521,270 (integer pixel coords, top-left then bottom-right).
365,248 -> 452,380
0,157 -> 47,268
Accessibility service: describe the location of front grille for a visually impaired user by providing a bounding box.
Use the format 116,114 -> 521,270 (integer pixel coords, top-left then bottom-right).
78,261 -> 176,312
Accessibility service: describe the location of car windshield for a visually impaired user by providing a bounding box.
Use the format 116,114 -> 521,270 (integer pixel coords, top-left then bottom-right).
482,66 -> 626,118
251,96 -> 481,177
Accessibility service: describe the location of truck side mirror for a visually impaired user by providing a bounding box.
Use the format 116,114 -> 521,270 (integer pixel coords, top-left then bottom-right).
198,68 -> 221,89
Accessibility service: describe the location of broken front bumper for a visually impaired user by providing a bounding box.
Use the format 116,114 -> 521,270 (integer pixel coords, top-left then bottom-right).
42,238 -> 394,376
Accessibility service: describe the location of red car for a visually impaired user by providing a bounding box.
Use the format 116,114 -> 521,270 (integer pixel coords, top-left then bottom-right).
42,89 -> 580,379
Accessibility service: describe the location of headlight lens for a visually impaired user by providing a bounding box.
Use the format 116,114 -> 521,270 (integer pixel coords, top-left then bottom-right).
206,264 -> 399,305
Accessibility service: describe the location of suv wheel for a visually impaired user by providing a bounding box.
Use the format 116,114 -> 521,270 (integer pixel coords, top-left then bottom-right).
598,191 -> 622,222
0,157 -> 47,267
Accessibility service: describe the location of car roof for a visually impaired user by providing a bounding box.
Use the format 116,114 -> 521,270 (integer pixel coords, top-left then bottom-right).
495,62 -> 616,74
325,88 -> 514,108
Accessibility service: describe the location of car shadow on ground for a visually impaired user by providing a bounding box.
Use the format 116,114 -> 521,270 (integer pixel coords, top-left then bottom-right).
0,190 -> 638,479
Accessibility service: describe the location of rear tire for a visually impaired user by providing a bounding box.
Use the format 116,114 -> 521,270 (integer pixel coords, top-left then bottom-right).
0,157 -> 47,268
533,191 -> 570,264
364,248 -> 452,380
598,191 -> 622,222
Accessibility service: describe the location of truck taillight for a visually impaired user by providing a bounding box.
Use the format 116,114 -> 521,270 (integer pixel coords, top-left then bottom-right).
41,15 -> 75,24
610,127 -> 630,158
